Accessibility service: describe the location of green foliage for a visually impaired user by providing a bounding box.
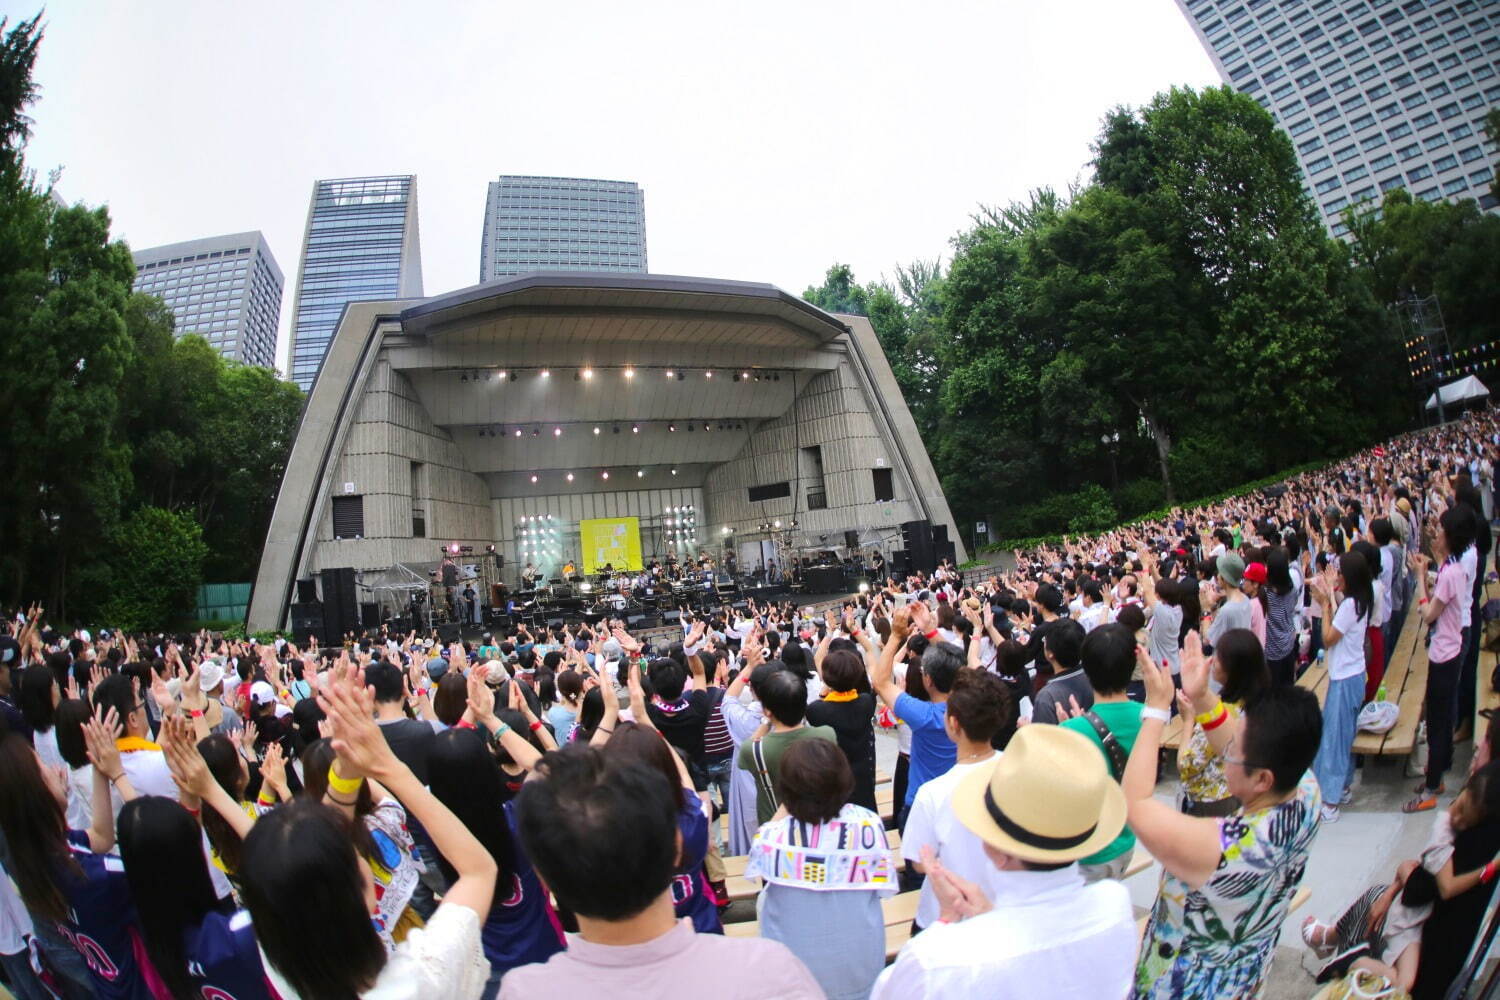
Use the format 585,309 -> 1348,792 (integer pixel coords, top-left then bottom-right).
99,507 -> 209,631
0,19 -> 304,625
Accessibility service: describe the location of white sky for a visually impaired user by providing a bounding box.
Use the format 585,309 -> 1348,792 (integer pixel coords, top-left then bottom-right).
23,0 -> 1219,374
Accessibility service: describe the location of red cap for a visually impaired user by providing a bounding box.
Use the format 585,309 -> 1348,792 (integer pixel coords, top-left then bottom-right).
1244,562 -> 1268,584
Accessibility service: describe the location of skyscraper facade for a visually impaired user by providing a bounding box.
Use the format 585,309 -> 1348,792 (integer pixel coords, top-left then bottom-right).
131,232 -> 283,369
288,175 -> 423,390
479,175 -> 647,282
1173,0 -> 1500,236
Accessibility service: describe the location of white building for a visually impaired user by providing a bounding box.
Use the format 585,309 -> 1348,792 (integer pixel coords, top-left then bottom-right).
131,232 -> 283,368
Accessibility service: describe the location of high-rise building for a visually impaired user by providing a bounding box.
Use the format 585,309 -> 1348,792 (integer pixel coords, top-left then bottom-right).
479,175 -> 647,281
131,232 -> 283,369
288,175 -> 423,390
1173,0 -> 1500,236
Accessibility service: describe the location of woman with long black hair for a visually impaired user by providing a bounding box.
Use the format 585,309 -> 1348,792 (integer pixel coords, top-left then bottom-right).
116,796 -> 273,999
234,664 -> 497,999
428,672 -> 564,999
1310,549 -> 1375,823
0,708 -> 145,1000
1261,547 -> 1301,687
196,733 -> 288,897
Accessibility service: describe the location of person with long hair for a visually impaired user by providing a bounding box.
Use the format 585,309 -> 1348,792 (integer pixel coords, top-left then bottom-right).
298,736 -> 426,947
1407,505 -> 1480,813
428,672 -> 564,999
1310,549 -> 1375,823
0,708 -> 147,1000
1176,629 -> 1271,817
195,733 -> 288,897
116,796 -> 274,999
235,663 -> 497,999
18,665 -> 60,770
52,698 -> 96,830
1261,547 -> 1301,687
1351,539 -> 1390,705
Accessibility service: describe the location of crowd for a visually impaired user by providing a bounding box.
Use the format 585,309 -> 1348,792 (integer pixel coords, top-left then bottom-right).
0,407 -> 1498,999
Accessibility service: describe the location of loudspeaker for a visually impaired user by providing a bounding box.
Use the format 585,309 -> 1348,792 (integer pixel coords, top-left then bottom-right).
320,567 -> 358,640
931,523 -> 949,546
901,520 -> 935,575
627,614 -> 648,629
891,549 -> 911,577
552,585 -> 573,600
360,602 -> 380,628
289,602 -> 324,643
935,540 -> 957,567
844,530 -> 860,550
436,622 -> 462,644
296,578 -> 317,603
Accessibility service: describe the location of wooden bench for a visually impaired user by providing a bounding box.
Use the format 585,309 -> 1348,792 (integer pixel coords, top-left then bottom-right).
1163,657 -> 1328,751
1353,598 -> 1428,756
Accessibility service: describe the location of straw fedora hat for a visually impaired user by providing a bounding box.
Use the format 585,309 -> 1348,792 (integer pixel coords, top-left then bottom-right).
951,723 -> 1128,864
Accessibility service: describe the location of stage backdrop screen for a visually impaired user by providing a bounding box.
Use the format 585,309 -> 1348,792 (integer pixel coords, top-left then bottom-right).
580,517 -> 643,573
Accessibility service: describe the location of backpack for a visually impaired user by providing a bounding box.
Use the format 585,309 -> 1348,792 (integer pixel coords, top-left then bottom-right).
1080,710 -> 1128,780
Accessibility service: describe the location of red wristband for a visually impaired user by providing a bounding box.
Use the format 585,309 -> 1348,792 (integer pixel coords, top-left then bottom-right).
1484,861 -> 1498,884
529,721 -> 543,733
924,629 -> 939,640
189,709 -> 204,719
1202,707 -> 1231,732
455,720 -> 476,730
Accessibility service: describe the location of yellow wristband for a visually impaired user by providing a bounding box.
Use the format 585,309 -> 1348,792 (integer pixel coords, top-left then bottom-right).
1194,701 -> 1226,726
327,765 -> 364,796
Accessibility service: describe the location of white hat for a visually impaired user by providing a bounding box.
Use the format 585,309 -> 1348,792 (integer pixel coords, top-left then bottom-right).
483,659 -> 510,685
249,680 -> 277,706
199,660 -> 225,692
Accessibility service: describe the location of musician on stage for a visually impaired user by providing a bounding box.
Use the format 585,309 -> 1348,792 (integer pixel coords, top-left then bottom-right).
440,554 -> 461,617
870,548 -> 885,576
521,560 -> 539,589
562,558 -> 577,578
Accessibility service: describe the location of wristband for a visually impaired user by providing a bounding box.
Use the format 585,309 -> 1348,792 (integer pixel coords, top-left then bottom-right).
1484,861 -> 1498,884
1202,707 -> 1232,732
1140,706 -> 1171,724
257,790 -> 277,806
492,721 -> 512,739
189,709 -> 204,719
529,720 -> 543,733
1194,701 -> 1226,726
924,629 -> 939,641
327,765 -> 364,796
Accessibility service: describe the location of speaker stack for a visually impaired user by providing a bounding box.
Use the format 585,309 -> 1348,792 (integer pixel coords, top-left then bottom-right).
931,523 -> 957,568
901,519 -> 935,575
320,567 -> 358,644
289,602 -> 325,645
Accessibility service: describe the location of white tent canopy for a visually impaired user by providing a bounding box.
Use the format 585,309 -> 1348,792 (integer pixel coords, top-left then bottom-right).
1425,375 -> 1490,410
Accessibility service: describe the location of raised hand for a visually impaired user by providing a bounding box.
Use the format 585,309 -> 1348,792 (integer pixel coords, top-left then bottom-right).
1138,643 -> 1176,713
83,708 -> 124,781
1178,631 -> 1211,710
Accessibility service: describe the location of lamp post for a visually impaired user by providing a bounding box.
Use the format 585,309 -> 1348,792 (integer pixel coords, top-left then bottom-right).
1101,431 -> 1121,491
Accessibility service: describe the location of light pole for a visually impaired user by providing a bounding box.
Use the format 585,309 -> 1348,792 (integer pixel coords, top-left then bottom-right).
1101,431 -> 1121,491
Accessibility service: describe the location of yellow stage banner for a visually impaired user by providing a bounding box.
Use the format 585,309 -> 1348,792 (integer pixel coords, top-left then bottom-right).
580,517 -> 643,573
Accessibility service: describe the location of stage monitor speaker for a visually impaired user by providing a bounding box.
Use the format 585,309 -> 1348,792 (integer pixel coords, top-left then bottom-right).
296,578 -> 317,603
891,549 -> 911,577
387,615 -> 411,634
289,602 -> 324,643
552,585 -> 573,600
436,622 -> 462,644
627,614 -> 647,629
901,520 -> 935,575
663,610 -> 681,624
360,602 -> 380,628
844,529 -> 860,550
804,566 -> 845,594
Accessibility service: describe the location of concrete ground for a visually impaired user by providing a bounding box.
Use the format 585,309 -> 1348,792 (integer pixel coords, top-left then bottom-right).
865,726 -> 1468,998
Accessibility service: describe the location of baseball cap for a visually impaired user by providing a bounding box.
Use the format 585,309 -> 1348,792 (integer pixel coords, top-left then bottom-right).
483,659 -> 510,685
1243,562 -> 1268,585
250,680 -> 277,706
427,657 -> 450,681
1217,552 -> 1246,588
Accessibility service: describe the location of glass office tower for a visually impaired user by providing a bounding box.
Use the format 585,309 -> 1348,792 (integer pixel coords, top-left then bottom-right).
288,175 -> 423,390
479,175 -> 647,281
1173,0 -> 1500,235
131,232 -> 283,369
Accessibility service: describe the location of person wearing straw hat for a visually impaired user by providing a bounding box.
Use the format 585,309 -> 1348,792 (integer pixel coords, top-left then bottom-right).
871,724 -> 1135,999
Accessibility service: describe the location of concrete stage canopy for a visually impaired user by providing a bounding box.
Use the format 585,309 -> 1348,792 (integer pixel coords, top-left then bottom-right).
248,272 -> 961,631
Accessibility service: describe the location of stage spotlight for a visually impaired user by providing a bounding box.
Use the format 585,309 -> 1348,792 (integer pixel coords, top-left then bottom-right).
773,520 -> 782,529
540,369 -> 550,378
566,473 -> 574,482
670,468 -> 678,475
637,469 -> 644,477
553,427 -> 562,437
704,371 -> 713,379
582,368 -> 593,380
624,367 -> 635,379
601,471 -> 610,479
593,426 -> 601,435
514,429 -> 522,437
530,475 -> 538,483
665,370 -> 675,379
496,371 -> 506,380
858,581 -> 871,594
668,424 -> 676,432
741,372 -> 749,380
632,425 -> 639,433
449,543 -> 460,554
580,582 -> 593,593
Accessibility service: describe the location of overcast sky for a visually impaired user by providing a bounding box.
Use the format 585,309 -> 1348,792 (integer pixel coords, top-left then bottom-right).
23,1 -> 1219,373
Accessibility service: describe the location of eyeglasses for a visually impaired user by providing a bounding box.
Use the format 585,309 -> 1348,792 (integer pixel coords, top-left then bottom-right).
1221,736 -> 1262,772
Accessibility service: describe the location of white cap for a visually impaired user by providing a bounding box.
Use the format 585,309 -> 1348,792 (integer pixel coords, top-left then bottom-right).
250,680 -> 277,706
199,661 -> 225,692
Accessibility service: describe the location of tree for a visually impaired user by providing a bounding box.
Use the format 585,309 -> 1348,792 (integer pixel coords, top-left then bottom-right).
802,263 -> 869,315
1485,108 -> 1500,204
99,507 -> 208,631
0,13 -> 41,158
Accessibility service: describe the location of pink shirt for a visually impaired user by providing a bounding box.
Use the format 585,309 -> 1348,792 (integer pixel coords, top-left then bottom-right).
498,917 -> 822,1000
1249,599 -> 1266,647
1429,559 -> 1467,663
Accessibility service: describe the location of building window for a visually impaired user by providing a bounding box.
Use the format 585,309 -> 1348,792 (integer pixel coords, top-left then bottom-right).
872,468 -> 896,503
332,496 -> 365,540
747,482 -> 791,503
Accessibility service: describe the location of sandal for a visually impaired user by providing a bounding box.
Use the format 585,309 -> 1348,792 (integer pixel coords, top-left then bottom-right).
1403,793 -> 1438,814
1301,916 -> 1334,958
1413,780 -> 1445,796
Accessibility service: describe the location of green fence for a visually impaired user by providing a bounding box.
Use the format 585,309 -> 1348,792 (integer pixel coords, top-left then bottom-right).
195,582 -> 252,624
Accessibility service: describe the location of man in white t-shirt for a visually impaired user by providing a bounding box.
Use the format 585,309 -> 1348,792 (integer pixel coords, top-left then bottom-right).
901,671 -> 1016,931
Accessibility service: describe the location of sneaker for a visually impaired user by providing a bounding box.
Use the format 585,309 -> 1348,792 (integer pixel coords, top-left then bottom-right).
1338,787 -> 1354,806
1320,804 -> 1340,823
1315,942 -> 1371,983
